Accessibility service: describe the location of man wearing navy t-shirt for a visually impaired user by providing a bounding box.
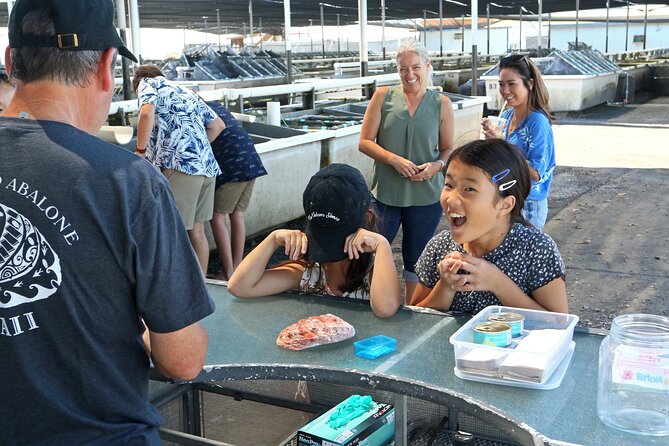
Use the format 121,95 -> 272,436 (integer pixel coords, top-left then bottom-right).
0,1 -> 215,444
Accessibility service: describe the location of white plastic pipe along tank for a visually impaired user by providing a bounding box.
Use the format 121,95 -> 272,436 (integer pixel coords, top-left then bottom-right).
267,101 -> 281,126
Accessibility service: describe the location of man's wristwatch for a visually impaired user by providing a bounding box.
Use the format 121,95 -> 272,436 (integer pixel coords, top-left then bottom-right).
435,159 -> 446,171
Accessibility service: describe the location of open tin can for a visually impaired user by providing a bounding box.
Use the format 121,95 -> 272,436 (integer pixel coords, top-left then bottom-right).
488,312 -> 525,337
473,322 -> 512,347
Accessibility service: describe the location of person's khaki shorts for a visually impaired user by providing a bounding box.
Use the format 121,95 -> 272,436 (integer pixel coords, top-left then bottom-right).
214,179 -> 256,214
162,168 -> 215,230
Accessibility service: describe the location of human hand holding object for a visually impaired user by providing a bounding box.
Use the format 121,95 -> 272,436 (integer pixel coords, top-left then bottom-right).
440,251 -> 505,293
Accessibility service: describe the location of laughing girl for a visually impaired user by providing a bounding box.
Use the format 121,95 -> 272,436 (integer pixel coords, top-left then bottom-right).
409,139 -> 568,314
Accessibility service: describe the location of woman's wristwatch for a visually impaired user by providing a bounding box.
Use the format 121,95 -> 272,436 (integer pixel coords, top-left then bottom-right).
135,145 -> 147,155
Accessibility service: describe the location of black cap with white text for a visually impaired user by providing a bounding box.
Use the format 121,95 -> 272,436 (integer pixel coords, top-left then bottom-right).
303,164 -> 371,263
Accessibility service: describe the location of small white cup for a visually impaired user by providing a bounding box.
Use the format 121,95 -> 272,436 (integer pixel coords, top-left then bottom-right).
487,116 -> 508,138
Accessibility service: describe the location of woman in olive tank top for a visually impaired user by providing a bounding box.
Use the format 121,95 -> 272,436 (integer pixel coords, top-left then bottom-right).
359,39 -> 455,302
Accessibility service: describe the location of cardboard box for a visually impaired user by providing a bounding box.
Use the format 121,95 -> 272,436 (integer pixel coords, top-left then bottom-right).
297,398 -> 395,446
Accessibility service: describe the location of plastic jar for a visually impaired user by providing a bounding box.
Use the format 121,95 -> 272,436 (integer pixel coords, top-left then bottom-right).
597,313 -> 669,436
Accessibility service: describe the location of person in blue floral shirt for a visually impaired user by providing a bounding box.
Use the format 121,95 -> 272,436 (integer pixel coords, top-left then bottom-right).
481,55 -> 555,230
206,101 -> 267,280
133,66 -> 225,274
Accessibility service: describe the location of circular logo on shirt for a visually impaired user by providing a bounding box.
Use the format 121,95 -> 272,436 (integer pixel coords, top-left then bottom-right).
0,203 -> 62,308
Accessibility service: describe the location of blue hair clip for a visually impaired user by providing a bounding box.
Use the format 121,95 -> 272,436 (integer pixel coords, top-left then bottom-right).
491,169 -> 510,183
492,169 -> 516,191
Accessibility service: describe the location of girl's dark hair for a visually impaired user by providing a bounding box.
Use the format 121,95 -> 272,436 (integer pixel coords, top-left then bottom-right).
499,54 -> 553,121
132,65 -> 164,93
339,209 -> 377,293
278,210 -> 377,294
446,139 -> 532,227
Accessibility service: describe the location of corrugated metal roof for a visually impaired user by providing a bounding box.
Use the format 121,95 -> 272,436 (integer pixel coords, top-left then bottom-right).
1,1 -> 666,35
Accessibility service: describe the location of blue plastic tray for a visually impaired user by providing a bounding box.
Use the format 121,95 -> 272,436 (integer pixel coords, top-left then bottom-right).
354,335 -> 397,360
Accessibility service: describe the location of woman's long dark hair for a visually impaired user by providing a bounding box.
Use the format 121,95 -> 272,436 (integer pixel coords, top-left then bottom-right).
447,139 -> 532,227
499,54 -> 553,121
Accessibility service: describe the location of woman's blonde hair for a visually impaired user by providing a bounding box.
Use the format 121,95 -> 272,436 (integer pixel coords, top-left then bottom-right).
396,39 -> 433,88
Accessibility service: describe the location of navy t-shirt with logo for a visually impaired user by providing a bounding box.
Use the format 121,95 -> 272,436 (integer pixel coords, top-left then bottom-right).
0,118 -> 215,445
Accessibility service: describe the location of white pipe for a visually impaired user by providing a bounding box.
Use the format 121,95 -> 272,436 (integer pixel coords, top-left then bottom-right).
128,0 -> 141,63
334,60 -> 394,71
538,0 -> 543,53
358,0 -> 368,76
284,0 -> 292,83
111,73 -> 401,113
97,126 -> 133,145
114,0 -> 127,29
439,0 -> 443,57
283,0 -> 291,51
108,99 -> 138,115
217,9 -> 221,50
381,0 -> 386,58
471,0 -> 478,47
248,0 -> 254,45
110,70 -> 491,117
267,101 -> 281,126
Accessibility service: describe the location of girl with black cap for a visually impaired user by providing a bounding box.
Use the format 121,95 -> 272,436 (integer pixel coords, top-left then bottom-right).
228,164 -> 402,318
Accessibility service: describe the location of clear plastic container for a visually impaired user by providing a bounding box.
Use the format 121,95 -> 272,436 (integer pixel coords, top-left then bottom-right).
597,314 -> 669,436
450,306 -> 578,387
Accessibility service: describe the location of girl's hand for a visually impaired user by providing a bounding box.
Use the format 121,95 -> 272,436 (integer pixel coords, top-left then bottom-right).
344,228 -> 385,260
272,229 -> 308,261
390,154 -> 420,178
441,251 -> 504,293
437,252 -> 469,288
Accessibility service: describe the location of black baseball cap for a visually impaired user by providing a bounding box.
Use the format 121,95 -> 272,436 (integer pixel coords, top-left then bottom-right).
303,164 -> 371,263
8,0 -> 138,63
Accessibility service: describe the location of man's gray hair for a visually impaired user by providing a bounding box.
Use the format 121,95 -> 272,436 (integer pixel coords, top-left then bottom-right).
396,39 -> 433,88
10,8 -> 106,86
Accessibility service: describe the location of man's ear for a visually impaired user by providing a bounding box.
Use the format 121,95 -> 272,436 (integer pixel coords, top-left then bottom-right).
5,47 -> 12,76
497,195 -> 516,216
97,48 -> 116,92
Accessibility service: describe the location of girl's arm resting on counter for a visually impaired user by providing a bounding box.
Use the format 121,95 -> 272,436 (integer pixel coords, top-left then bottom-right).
409,281 -> 456,311
227,230 -> 305,297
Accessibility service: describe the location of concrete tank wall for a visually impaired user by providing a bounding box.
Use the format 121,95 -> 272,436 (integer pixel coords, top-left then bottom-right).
482,72 -> 619,112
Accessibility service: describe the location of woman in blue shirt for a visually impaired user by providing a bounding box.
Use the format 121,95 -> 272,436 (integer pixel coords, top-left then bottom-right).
482,55 -> 555,230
